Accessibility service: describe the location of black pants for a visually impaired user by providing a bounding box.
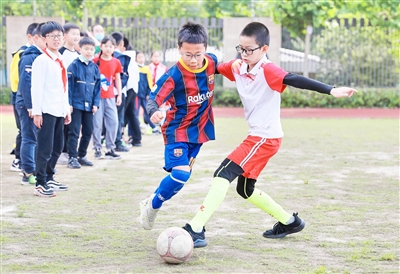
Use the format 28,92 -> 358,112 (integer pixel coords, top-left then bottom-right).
124,89 -> 141,144
115,94 -> 126,147
35,113 -> 64,185
67,109 -> 93,158
12,96 -> 21,160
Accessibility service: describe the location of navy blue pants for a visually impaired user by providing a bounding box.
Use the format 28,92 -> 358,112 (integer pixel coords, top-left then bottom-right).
67,108 -> 93,158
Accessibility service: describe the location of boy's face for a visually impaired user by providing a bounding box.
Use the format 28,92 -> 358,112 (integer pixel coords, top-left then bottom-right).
136,53 -> 145,65
80,44 -> 95,60
178,42 -> 206,70
238,35 -> 268,69
43,30 -> 64,52
64,28 -> 80,46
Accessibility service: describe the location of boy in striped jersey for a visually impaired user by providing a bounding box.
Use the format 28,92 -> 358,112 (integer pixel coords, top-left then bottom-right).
140,21 -> 218,230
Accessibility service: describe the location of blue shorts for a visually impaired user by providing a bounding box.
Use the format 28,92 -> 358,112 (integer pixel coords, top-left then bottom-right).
164,142 -> 203,172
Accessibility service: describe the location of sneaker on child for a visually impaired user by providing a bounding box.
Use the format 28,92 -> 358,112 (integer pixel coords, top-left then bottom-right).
105,149 -> 121,159
94,148 -> 104,159
67,157 -> 81,169
262,212 -> 305,239
10,159 -> 21,172
182,223 -> 208,248
21,172 -> 36,185
78,156 -> 93,166
139,196 -> 159,230
115,145 -> 129,152
46,179 -> 68,191
34,183 -> 56,198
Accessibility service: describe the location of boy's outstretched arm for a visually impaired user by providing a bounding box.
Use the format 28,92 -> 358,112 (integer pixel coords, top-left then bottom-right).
283,73 -> 357,98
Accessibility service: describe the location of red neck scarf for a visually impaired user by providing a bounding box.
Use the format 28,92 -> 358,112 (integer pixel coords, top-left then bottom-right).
43,48 -> 67,92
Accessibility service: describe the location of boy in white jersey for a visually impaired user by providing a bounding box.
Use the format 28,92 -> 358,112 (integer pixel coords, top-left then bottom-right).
182,22 -> 357,248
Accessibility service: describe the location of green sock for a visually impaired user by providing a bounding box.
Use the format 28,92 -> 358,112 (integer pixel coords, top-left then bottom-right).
247,188 -> 291,224
189,177 -> 230,232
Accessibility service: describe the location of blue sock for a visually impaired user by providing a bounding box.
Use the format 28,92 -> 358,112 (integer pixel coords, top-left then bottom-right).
152,170 -> 190,209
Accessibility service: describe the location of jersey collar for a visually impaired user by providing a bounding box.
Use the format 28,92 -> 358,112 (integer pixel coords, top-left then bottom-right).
178,55 -> 209,73
239,55 -> 268,76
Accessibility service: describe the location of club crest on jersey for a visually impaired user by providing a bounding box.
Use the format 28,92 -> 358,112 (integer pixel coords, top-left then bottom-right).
173,149 -> 183,157
208,74 -> 214,85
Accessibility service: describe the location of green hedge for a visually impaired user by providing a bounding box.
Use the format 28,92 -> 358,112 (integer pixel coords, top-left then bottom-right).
0,87 -> 12,105
213,87 -> 400,108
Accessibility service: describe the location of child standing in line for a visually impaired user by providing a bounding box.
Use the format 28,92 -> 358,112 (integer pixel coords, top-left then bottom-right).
66,37 -> 100,169
31,21 -> 71,197
57,22 -> 81,165
92,36 -> 123,160
182,22 -> 357,248
149,50 -> 170,126
136,51 -> 160,135
140,22 -> 218,230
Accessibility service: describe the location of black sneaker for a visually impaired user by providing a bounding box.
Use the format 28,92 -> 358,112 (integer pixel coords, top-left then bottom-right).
78,156 -> 93,166
262,213 -> 305,239
47,179 -> 69,191
115,145 -> 129,152
182,223 -> 208,248
105,149 -> 121,160
34,183 -> 56,197
67,157 -> 81,169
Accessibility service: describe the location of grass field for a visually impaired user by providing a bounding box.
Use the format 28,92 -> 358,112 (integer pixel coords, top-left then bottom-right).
1,113 -> 399,273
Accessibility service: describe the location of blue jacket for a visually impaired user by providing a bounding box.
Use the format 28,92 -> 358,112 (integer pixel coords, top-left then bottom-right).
113,51 -> 130,89
15,45 -> 42,109
67,58 -> 101,112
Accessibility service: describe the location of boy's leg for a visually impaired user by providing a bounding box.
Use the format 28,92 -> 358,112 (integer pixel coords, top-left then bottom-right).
67,109 -> 82,159
34,113 -> 56,197
77,110 -> 94,159
46,116 -> 65,181
12,100 -> 22,164
128,92 -> 142,146
115,94 -> 127,150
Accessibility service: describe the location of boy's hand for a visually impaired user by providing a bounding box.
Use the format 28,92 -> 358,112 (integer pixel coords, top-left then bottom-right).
330,87 -> 358,98
64,113 -> 71,125
92,106 -> 98,113
33,115 -> 42,128
150,111 -> 165,125
116,95 -> 122,106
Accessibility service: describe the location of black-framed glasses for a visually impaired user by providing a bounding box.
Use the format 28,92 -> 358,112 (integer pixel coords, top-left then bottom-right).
182,52 -> 204,60
46,34 -> 62,40
235,45 -> 261,55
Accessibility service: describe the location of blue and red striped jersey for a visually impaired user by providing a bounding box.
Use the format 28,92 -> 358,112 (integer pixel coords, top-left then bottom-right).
149,53 -> 218,144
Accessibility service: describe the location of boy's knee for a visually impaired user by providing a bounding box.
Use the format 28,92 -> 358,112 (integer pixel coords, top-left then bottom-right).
170,169 -> 191,183
214,158 -> 243,183
236,176 -> 256,199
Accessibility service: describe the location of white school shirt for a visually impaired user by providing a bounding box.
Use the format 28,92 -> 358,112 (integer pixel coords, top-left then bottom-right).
31,49 -> 70,117
61,47 -> 80,69
123,50 -> 139,94
217,56 -> 288,138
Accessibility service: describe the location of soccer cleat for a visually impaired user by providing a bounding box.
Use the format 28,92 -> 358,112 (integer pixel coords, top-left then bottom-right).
105,149 -> 121,159
34,184 -> 56,197
139,196 -> 159,230
182,223 -> 208,248
21,172 -> 36,185
115,145 -> 129,152
10,159 -> 21,172
94,148 -> 104,159
262,212 -> 305,239
47,179 -> 68,191
67,157 -> 81,169
78,156 -> 93,166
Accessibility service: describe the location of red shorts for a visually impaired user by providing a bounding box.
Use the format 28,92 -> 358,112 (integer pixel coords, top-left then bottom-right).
227,136 -> 282,179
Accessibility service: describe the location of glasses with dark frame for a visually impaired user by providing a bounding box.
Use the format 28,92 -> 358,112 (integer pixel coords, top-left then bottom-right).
46,34 -> 63,40
235,45 -> 262,55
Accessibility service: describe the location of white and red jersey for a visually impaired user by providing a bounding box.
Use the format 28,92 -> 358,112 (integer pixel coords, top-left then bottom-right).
218,56 -> 288,138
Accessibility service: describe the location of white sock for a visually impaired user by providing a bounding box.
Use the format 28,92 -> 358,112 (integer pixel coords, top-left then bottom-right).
286,216 -> 295,225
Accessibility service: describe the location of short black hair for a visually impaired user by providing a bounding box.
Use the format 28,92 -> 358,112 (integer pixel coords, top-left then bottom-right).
80,31 -> 88,37
240,22 -> 270,46
123,37 -> 130,48
177,21 -> 208,47
32,22 -> 45,36
26,23 -> 39,35
41,21 -> 64,37
110,31 -> 124,46
63,22 -> 80,33
79,37 -> 95,47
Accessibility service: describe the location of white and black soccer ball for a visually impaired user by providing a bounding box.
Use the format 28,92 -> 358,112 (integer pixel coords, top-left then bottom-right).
156,227 -> 194,264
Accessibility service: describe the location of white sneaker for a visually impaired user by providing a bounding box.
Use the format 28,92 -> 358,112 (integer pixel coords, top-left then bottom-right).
140,195 -> 159,230
57,152 -> 69,165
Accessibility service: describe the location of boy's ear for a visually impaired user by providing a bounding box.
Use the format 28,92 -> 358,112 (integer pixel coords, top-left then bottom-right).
262,45 -> 269,53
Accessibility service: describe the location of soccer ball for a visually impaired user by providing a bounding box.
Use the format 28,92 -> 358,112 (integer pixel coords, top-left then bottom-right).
156,227 -> 194,264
